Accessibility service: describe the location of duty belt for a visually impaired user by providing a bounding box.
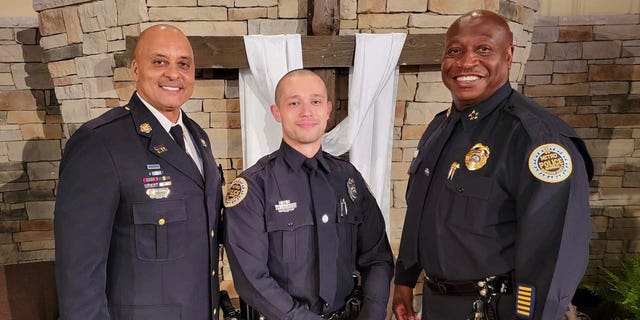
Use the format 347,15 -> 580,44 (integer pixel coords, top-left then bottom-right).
424,272 -> 513,296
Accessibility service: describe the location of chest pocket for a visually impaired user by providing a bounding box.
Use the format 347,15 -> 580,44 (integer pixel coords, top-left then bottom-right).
266,204 -> 314,263
406,153 -> 424,200
444,171 -> 497,232
337,198 -> 362,258
132,199 -> 186,261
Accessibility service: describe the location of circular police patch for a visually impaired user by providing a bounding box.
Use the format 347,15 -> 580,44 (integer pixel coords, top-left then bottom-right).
225,177 -> 248,208
528,143 -> 572,183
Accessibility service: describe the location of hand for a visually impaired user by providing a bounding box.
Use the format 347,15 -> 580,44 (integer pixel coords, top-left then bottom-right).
392,284 -> 419,320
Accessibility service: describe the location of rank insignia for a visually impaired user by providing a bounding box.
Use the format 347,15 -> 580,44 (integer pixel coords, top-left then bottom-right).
468,110 -> 479,120
225,177 -> 248,208
528,143 -> 572,183
200,138 -> 207,148
447,162 -> 460,180
139,123 -> 152,134
515,284 -> 535,319
153,145 -> 168,154
465,143 -> 490,171
124,106 -> 130,111
347,178 -> 358,202
275,200 -> 297,213
146,187 -> 170,199
446,106 -> 452,117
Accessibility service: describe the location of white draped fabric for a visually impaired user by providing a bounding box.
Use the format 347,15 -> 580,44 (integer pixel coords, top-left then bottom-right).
240,33 -> 406,229
323,33 -> 406,231
239,34 -> 303,168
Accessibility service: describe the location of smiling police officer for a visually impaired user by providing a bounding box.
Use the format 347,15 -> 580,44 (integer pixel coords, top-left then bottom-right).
224,69 -> 394,320
393,10 -> 593,320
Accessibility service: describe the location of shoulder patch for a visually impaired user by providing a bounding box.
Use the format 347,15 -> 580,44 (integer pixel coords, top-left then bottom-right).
528,143 -> 572,183
225,177 -> 248,208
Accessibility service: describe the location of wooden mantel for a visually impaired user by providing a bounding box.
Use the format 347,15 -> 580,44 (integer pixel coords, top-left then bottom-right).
117,34 -> 445,69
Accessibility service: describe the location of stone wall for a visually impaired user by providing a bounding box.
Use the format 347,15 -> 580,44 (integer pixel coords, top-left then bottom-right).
0,17 -> 59,265
523,14 -> 640,282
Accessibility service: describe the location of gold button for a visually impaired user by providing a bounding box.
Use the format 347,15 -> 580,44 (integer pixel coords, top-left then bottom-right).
211,269 -> 216,277
158,218 -> 166,226
213,308 -> 217,315
210,230 -> 215,238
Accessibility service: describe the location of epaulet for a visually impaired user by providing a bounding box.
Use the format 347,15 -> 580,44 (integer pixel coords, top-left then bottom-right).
241,149 -> 279,176
323,151 -> 348,163
83,106 -> 130,130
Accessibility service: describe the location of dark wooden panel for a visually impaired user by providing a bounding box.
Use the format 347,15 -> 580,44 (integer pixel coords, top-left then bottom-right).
118,34 -> 445,69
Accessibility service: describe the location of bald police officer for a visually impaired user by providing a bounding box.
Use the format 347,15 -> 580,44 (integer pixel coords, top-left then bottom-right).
224,69 -> 394,320
393,10 -> 593,320
55,25 -> 224,319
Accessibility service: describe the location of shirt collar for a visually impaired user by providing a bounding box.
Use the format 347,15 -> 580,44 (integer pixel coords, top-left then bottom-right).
457,82 -> 512,129
137,92 -> 185,133
279,141 -> 331,173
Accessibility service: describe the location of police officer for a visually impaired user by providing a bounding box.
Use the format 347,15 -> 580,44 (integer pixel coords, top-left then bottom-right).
55,25 -> 224,319
393,10 -> 593,320
224,69 -> 394,320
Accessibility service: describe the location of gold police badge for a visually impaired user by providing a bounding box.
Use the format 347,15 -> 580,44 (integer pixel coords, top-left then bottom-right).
139,123 -> 152,134
464,143 -> 490,171
225,177 -> 248,208
347,178 -> 358,202
528,143 -> 572,183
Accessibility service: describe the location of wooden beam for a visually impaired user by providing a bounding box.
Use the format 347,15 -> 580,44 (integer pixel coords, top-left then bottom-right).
310,0 -> 338,35
117,34 -> 445,69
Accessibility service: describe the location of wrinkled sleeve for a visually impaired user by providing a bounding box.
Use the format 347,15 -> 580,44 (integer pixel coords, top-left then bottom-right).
513,135 -> 591,320
55,129 -> 119,320
355,173 -> 395,320
224,175 -> 321,320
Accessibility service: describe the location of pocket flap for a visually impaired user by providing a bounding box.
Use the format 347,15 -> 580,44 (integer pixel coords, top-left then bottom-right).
133,199 -> 186,225
266,205 -> 314,232
445,171 -> 493,200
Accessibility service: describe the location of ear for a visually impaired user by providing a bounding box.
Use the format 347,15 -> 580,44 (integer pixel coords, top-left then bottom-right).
270,104 -> 282,123
506,45 -> 514,66
326,100 -> 333,119
130,59 -> 139,81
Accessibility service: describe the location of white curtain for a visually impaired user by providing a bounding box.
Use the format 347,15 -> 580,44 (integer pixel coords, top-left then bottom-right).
240,33 -> 406,230
239,34 -> 303,168
323,33 -> 406,231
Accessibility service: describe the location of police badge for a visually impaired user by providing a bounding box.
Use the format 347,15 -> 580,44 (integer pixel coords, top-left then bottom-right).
347,178 -> 358,202
465,143 -> 490,171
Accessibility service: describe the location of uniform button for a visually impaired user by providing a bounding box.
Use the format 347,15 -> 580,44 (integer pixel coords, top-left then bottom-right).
213,308 -> 217,316
210,230 -> 215,238
158,218 -> 166,226
458,187 -> 464,193
322,214 -> 329,223
211,269 -> 216,277
287,222 -> 294,227
424,168 -> 430,176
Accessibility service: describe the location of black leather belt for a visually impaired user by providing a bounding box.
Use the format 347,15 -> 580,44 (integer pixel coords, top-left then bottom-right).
424,272 -> 513,296
320,308 -> 347,320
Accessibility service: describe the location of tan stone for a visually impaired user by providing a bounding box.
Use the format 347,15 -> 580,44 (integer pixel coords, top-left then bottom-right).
598,114 -> 640,128
248,19 -> 306,35
590,82 -> 629,95
0,91 -> 38,111
525,75 -> 550,85
82,77 -> 117,98
340,0 -> 357,20
141,21 -> 247,36
20,240 -> 56,252
26,201 -> 55,220
583,41 -> 622,60
39,9 -> 66,36
589,65 -> 640,81
229,8 -> 268,20
417,71 -> 441,82
48,59 -> 76,78
428,0 -> 498,14
203,99 -> 226,112
553,60 -> 587,73
206,128 -> 242,158
122,24 -> 140,37
357,0 -> 384,13
235,0 -> 277,6
558,26 -> 592,42
391,162 -> 410,180
523,60 -> 553,75
397,74 -> 417,101
113,67 -> 131,81
591,216 -> 608,233
594,25 -> 640,41
405,102 -> 447,125
78,1 -> 113,33
388,0 -> 427,12
559,15 -> 639,26
210,112 -> 239,128
415,82 -> 451,102
198,0 -> 233,5
75,53 -> 115,78
107,40 -> 126,52
0,29 -> 13,41
83,31 -> 108,55
20,124 -> 62,140
147,0 -> 197,5
523,83 -> 589,97
278,0 -> 306,18
60,99 -> 90,123
545,42 -> 582,60
402,125 -> 426,140
532,26 -> 559,43
106,27 -> 123,41
7,111 -> 46,124
192,80 -> 224,99
53,75 -> 81,86
0,73 -> 13,86
62,6 -> 83,44
584,139 -> 634,157
27,162 -> 59,181
115,81 -> 135,100
40,33 -> 68,50
267,6 -> 278,19
0,244 -> 18,264
11,63 -> 54,90
597,176 -> 622,188
408,14 -> 456,28
116,0 -> 149,25
0,45 -> 27,63
632,82 -> 640,95
552,73 -> 587,84
0,127 -> 22,142
528,43 -> 545,61
149,7 -> 227,21
558,114 -> 596,127
358,14 -> 409,29
7,140 -> 61,161
55,84 -> 84,99
340,20 -> 358,29
13,230 -> 55,242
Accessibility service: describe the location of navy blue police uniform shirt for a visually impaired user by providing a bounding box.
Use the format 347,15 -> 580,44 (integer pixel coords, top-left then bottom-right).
55,93 -> 224,320
224,141 -> 394,320
395,83 -> 593,320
